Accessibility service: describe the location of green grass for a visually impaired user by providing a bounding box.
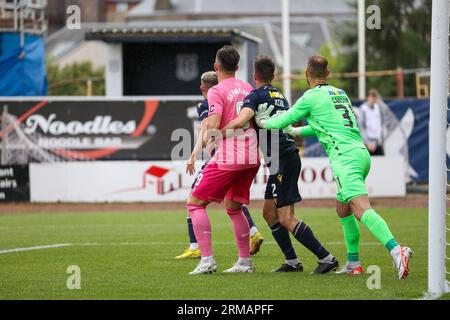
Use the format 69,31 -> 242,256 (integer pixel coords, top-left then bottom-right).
0,207 -> 429,300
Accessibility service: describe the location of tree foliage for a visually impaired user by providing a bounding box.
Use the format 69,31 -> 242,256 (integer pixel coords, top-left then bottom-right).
285,0 -> 432,98
334,0 -> 432,97
46,59 -> 105,96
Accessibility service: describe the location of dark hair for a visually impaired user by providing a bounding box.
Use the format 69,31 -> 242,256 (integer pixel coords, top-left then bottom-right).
216,45 -> 240,72
368,88 -> 379,98
307,55 -> 329,78
254,55 -> 275,83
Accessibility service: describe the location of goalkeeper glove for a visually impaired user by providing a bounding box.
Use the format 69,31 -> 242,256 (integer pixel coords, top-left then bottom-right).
254,103 -> 274,128
283,125 -> 302,138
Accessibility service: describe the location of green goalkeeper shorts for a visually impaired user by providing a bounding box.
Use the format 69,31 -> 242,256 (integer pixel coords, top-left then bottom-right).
331,147 -> 371,204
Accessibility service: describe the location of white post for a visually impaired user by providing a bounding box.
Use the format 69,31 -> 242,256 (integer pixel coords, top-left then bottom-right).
235,41 -> 248,82
281,0 -> 291,104
357,0 -> 366,100
1,106 -> 8,165
19,0 -> 24,48
428,0 -> 449,296
106,43 -> 123,97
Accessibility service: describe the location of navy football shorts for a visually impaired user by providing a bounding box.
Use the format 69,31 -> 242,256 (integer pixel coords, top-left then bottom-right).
264,152 -> 302,208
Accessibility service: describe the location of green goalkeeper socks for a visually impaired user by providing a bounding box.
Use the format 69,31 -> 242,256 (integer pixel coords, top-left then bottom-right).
361,209 -> 398,252
340,215 -> 360,262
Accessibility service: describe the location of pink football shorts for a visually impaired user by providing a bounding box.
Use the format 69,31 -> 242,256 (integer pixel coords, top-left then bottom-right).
191,162 -> 259,205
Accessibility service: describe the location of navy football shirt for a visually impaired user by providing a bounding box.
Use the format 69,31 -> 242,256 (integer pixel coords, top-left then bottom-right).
197,99 -> 209,121
242,84 -> 298,160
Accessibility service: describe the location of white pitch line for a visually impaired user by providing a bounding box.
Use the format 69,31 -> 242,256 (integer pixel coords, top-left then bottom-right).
0,243 -> 72,254
0,241 -> 424,255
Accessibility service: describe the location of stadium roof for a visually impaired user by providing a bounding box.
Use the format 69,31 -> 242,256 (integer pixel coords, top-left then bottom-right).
47,14 -> 333,71
106,0 -> 141,2
128,0 -> 353,19
85,26 -> 262,43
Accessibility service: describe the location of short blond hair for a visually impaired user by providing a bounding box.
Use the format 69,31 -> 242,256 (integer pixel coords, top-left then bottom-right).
201,71 -> 218,88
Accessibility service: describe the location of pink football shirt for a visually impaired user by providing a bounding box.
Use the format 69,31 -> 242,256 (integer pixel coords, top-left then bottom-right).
207,77 -> 259,170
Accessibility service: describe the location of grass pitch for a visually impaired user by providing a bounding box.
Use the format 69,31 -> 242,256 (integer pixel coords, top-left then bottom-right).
0,207 -> 430,300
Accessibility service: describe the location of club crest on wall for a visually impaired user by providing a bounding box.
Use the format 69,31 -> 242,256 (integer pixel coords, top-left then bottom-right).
175,54 -> 199,82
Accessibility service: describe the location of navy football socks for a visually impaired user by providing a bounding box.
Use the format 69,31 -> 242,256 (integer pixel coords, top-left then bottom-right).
242,206 -> 256,228
270,222 -> 297,260
293,221 -> 329,260
187,217 -> 197,244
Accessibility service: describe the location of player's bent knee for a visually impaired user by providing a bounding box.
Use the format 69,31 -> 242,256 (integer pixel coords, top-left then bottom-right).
278,210 -> 299,232
336,200 -> 352,218
263,208 -> 277,225
278,213 -> 292,229
263,199 -> 277,224
352,209 -> 366,221
336,207 -> 352,218
187,195 -> 208,207
349,196 -> 372,220
224,199 -> 242,212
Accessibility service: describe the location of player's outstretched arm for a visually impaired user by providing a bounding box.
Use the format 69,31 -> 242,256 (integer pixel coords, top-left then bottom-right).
299,125 -> 316,137
186,118 -> 208,175
258,96 -> 311,130
221,108 -> 255,138
204,86 -> 223,145
285,125 -> 316,138
203,114 -> 221,143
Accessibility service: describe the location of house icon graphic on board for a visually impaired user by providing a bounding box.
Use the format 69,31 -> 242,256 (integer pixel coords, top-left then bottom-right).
144,165 -> 182,195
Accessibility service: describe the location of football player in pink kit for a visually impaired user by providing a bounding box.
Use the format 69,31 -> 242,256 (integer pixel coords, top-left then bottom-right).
187,46 -> 260,275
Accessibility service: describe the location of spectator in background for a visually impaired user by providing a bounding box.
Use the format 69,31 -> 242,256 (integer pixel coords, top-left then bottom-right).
357,89 -> 386,156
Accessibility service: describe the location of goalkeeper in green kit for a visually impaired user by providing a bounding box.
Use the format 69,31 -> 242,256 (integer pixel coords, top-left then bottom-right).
255,56 -> 412,279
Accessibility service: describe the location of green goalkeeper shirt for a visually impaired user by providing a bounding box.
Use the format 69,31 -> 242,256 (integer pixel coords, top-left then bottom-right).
263,84 -> 366,162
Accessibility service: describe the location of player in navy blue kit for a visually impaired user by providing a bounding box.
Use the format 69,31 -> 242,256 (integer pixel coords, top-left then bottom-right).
175,71 -> 264,259
222,56 -> 338,273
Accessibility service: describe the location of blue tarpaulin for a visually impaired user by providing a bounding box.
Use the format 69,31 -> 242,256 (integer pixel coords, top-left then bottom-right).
0,34 -> 47,96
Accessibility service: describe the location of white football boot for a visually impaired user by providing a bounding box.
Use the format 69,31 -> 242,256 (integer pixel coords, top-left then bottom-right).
189,258 -> 217,275
393,246 -> 413,279
223,260 -> 255,273
336,262 -> 364,275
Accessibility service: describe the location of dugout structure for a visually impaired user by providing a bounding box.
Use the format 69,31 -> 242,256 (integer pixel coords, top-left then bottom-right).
85,26 -> 261,97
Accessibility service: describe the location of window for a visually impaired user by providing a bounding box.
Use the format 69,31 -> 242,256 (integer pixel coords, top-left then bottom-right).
116,3 -> 128,13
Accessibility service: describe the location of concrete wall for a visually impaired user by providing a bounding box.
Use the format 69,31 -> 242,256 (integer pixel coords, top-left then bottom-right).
54,41 -> 107,70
